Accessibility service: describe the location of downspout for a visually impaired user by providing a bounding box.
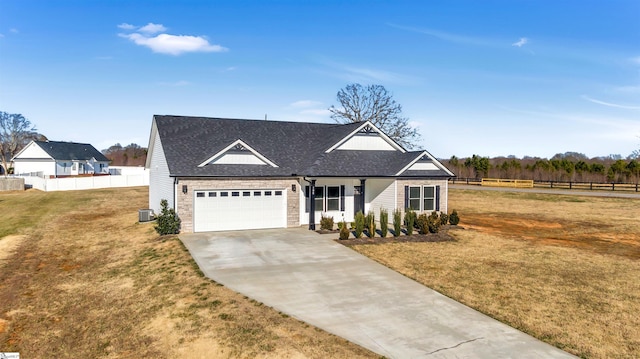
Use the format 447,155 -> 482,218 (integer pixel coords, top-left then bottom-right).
303,177 -> 316,230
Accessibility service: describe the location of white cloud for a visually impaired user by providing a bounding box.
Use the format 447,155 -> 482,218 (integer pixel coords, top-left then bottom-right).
118,23 -> 227,55
117,23 -> 136,30
512,37 -> 528,47
582,95 -> 640,110
10,28 -> 18,34
139,23 -> 167,34
631,56 -> 640,65
289,100 -> 322,108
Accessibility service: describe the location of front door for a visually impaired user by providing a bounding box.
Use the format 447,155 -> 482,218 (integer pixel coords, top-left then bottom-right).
354,186 -> 363,215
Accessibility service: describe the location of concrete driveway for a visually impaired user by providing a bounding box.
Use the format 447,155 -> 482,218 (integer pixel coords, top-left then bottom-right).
180,228 -> 576,358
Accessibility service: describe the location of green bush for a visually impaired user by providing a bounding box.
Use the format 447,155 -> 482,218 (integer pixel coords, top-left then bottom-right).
392,209 -> 402,237
404,208 -> 415,235
320,213 -> 334,230
416,213 -> 429,234
366,211 -> 376,238
449,210 -> 460,225
428,211 -> 441,233
154,199 -> 181,235
339,220 -> 350,240
379,208 -> 388,238
439,212 -> 449,226
354,211 -> 365,238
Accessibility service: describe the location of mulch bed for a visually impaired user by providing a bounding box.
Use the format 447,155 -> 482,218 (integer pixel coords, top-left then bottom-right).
318,225 -> 463,245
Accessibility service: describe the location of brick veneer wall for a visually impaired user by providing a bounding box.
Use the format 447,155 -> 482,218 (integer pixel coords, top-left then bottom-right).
396,179 -> 449,215
176,177 -> 300,233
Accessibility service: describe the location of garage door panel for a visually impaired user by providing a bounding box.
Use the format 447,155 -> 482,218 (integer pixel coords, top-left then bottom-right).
194,189 -> 286,232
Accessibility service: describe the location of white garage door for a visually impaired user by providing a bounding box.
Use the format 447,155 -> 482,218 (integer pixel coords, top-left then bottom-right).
194,189 -> 287,232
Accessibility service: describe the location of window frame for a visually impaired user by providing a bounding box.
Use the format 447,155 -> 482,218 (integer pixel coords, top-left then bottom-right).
408,186 -> 421,211
422,185 -> 436,211
326,186 -> 340,211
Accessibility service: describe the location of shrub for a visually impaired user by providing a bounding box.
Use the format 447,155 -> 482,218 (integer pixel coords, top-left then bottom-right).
449,210 -> 460,225
439,212 -> 449,226
366,211 -> 376,238
416,213 -> 429,234
379,208 -> 388,238
339,220 -> 350,240
354,211 -> 365,238
154,199 -> 181,235
428,211 -> 441,233
392,209 -> 402,237
320,213 -> 334,230
404,208 -> 415,235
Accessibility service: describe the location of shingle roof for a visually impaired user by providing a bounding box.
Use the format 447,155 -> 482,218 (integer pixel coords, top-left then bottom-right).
153,115 -> 453,178
34,141 -> 109,162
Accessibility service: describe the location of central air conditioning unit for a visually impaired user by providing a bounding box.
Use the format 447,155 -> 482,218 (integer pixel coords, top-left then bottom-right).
138,209 -> 155,222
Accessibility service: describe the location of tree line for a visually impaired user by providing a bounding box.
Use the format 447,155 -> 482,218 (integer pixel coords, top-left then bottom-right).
102,143 -> 147,166
448,152 -> 640,184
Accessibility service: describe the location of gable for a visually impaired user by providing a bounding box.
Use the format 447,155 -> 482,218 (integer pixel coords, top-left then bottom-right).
325,122 -> 405,153
395,151 -> 455,177
12,141 -> 53,161
198,139 -> 278,168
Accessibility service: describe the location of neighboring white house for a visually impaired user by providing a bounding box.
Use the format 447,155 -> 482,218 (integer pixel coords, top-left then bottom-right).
12,140 -> 110,178
146,115 -> 455,233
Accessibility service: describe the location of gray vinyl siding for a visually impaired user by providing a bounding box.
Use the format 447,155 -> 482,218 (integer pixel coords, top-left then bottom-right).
149,130 -> 174,214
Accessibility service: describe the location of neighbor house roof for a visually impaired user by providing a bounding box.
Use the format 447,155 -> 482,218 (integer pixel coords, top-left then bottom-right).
150,115 -> 454,178
20,141 -> 109,162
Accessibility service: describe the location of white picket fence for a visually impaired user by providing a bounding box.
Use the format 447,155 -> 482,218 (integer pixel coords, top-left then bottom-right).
23,170 -> 149,192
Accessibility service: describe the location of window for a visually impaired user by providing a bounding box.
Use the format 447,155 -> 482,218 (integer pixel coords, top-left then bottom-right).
232,191 -> 240,197
305,185 -> 345,212
423,186 -> 435,211
405,185 -> 439,211
327,186 -> 340,211
314,186 -> 324,212
243,191 -> 251,196
275,190 -> 282,196
220,192 -> 228,197
254,191 -> 261,196
265,191 -> 272,196
208,192 -> 216,197
409,186 -> 421,211
196,192 -> 205,198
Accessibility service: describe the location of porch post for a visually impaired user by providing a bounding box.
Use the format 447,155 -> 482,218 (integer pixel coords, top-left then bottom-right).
359,179 -> 366,214
309,179 -> 316,230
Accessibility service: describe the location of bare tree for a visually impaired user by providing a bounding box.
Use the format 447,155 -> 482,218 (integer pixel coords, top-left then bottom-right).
329,84 -> 421,149
0,112 -> 41,176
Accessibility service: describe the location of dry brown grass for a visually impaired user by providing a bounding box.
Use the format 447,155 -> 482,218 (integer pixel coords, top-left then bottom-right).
351,189 -> 640,359
0,187 -> 376,358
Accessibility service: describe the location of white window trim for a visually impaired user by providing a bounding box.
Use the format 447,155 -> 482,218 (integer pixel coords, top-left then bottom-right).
408,185 -> 436,212
422,185 -> 436,212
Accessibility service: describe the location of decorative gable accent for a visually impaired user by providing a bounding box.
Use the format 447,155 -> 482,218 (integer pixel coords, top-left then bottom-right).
395,151 -> 455,176
197,139 -> 278,167
325,121 -> 405,153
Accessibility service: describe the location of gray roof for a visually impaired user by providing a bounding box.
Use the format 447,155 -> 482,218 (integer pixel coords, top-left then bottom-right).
153,115 -> 453,178
34,141 -> 109,162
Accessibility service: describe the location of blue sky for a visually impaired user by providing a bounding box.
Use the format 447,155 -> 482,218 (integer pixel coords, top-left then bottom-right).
1,0 -> 639,159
